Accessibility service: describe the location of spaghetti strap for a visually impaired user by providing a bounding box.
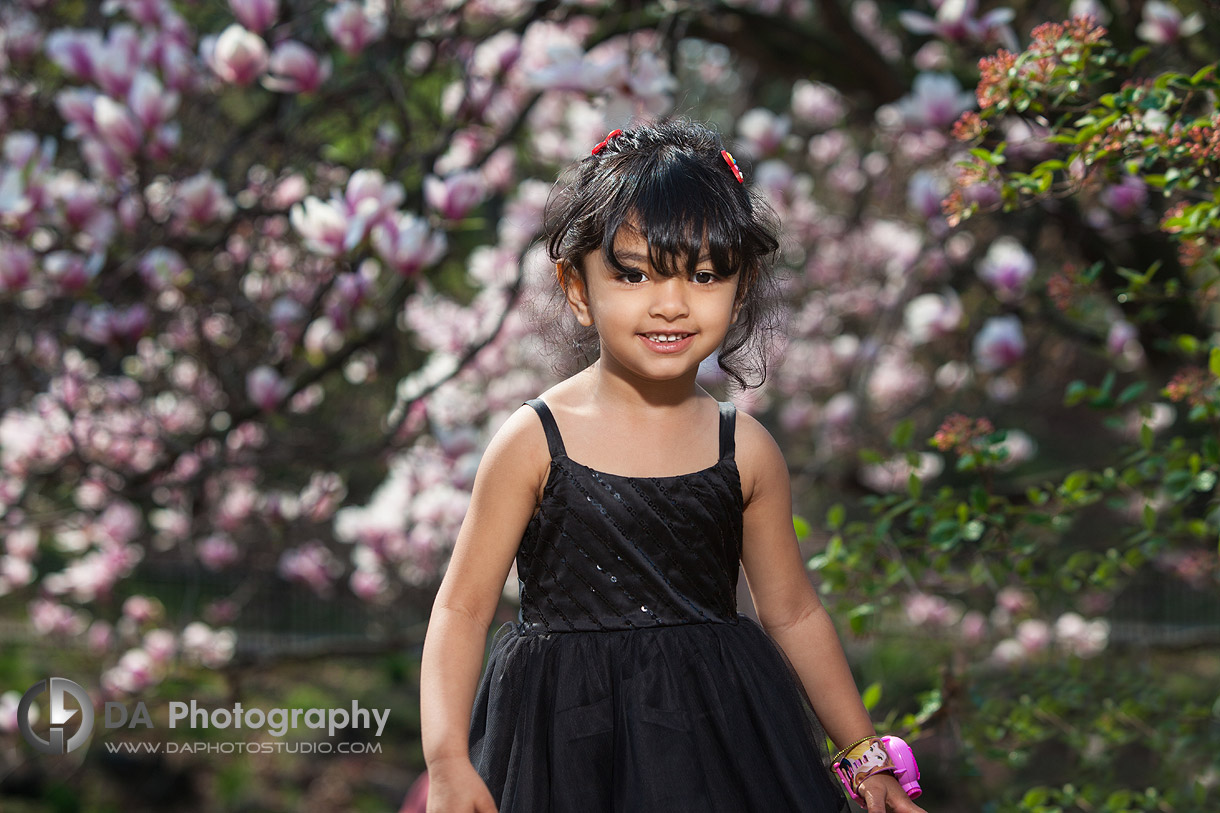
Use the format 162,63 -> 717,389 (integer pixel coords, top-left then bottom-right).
718,400 -> 736,462
524,398 -> 566,460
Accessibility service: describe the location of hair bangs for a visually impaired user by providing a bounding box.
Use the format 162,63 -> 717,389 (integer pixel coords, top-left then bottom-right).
600,147 -> 750,281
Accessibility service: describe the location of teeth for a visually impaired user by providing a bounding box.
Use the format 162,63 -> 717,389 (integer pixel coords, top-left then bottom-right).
645,334 -> 688,342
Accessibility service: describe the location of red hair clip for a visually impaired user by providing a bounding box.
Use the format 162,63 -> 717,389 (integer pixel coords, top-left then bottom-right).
721,150 -> 744,183
591,128 -> 622,155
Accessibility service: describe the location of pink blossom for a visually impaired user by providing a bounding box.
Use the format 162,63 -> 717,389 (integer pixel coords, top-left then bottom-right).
43,251 -> 102,292
1016,618 -> 1051,654
45,28 -> 102,82
217,481 -> 260,531
904,592 -> 961,626
906,170 -> 947,220
972,315 -> 1025,372
0,555 -> 34,594
893,72 -> 975,131
137,247 -> 189,290
93,24 -> 142,98
1137,0 -> 1203,44
790,79 -> 845,130
520,26 -> 628,92
173,172 -> 235,226
324,1 -> 387,57
0,242 -> 34,293
247,365 -> 289,411
202,24 -> 268,86
270,296 -> 307,331
371,212 -> 447,277
128,71 -> 179,131
959,610 -> 987,643
424,171 -> 485,220
29,598 -> 88,636
101,0 -> 175,27
1100,174 -> 1147,218
92,96 -> 142,158
976,237 -> 1034,302
1054,612 -> 1109,657
103,648 -> 159,693
262,40 -> 332,94
56,87 -> 100,140
343,169 -> 405,245
3,9 -> 43,63
989,637 -> 1024,664
628,51 -> 677,113
996,586 -> 1034,614
278,541 -> 343,597
1069,0 -> 1110,24
350,567 -> 388,601
196,529 -> 239,566
899,0 -> 1016,49
903,289 -> 963,344
737,108 -> 790,157
123,594 -> 162,624
87,620 -> 113,655
299,471 -> 347,522
148,35 -> 195,93
0,691 -> 26,734
143,628 -> 177,663
290,196 -> 348,256
229,0 -> 279,33
180,622 -> 236,667
1107,319 -> 1139,357
472,30 -> 522,77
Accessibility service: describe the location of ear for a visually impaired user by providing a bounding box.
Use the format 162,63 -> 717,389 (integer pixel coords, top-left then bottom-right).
559,262 -> 594,327
730,274 -> 746,325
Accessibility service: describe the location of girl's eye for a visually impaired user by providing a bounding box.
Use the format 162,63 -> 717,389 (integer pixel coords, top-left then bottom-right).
617,270 -> 646,283
693,271 -> 718,284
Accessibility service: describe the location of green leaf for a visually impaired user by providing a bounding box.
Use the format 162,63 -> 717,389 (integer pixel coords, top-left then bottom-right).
1064,470 -> 1090,493
861,682 -> 882,711
890,418 -> 914,450
1210,346 -> 1220,378
793,514 -> 811,540
827,503 -> 845,530
1116,381 -> 1147,406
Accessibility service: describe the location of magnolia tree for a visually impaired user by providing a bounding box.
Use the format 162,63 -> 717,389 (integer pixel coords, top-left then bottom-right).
0,0 -> 1217,809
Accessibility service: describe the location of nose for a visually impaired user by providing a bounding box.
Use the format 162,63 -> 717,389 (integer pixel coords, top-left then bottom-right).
648,276 -> 689,319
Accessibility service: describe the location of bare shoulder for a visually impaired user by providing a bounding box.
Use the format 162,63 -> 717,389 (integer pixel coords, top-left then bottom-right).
481,401 -> 552,505
731,408 -> 788,508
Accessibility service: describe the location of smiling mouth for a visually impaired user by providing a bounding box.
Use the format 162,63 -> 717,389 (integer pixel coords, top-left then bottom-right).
640,333 -> 693,342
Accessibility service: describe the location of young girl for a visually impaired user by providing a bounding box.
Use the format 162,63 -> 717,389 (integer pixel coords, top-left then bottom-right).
419,120 -> 928,813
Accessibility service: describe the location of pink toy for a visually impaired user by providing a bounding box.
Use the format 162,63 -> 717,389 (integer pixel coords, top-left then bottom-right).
832,735 -> 922,805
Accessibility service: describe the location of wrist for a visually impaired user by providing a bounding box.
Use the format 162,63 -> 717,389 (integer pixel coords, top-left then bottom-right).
424,749 -> 472,770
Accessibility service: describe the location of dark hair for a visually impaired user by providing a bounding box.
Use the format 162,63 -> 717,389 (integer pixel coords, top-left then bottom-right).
532,118 -> 786,392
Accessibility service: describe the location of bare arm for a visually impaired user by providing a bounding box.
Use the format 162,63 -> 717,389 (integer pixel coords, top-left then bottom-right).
737,413 -> 927,813
418,405 -> 548,811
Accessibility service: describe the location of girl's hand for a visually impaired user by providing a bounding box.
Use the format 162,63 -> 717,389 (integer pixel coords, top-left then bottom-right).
857,772 -> 929,813
422,758 -> 498,813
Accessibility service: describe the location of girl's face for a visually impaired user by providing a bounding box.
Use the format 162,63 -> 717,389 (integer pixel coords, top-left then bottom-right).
563,226 -> 741,385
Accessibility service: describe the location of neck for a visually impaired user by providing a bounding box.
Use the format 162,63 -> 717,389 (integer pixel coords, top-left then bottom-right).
583,358 -> 705,412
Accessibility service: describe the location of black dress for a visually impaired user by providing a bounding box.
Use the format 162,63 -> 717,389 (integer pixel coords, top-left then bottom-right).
468,398 -> 848,812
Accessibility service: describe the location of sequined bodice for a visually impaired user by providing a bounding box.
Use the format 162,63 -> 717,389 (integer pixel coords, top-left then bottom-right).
514,398 -> 743,633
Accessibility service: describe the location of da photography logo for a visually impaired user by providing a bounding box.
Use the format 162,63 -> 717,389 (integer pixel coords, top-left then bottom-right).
18,677 -> 95,755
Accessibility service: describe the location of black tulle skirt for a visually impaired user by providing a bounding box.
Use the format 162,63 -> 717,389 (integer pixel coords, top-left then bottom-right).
468,617 -> 848,812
